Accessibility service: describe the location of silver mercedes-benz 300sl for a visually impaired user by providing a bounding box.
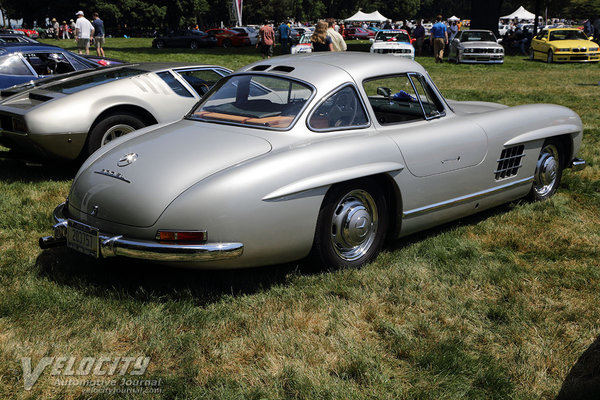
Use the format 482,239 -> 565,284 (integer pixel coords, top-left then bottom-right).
40,52 -> 585,269
0,63 -> 231,160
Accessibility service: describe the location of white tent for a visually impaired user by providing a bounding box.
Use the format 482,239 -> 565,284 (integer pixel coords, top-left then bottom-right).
345,10 -> 388,22
448,16 -> 460,21
501,6 -> 536,21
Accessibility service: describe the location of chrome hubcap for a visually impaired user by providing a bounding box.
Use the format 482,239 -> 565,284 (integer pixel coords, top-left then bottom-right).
101,124 -> 136,146
331,189 -> 378,261
533,144 -> 559,197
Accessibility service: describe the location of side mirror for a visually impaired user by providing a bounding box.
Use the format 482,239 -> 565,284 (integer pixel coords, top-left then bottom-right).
589,36 -> 594,41
377,87 -> 392,98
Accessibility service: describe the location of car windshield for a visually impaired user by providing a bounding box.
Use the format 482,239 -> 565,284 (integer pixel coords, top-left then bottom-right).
375,31 -> 410,42
190,74 -> 313,129
460,31 -> 496,42
549,30 -> 588,41
46,67 -> 146,94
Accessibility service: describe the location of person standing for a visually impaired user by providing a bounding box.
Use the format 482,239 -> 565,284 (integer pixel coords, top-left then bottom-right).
61,21 -> 70,39
311,20 -> 333,52
74,11 -> 94,55
92,12 -> 105,57
52,18 -> 59,39
327,18 -> 346,52
430,15 -> 448,63
278,21 -> 290,54
449,21 -> 459,41
412,19 -> 425,56
257,20 -> 274,59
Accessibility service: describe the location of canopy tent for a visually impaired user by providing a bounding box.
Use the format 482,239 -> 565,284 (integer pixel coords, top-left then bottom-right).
345,10 -> 388,22
448,16 -> 460,21
501,6 -> 536,21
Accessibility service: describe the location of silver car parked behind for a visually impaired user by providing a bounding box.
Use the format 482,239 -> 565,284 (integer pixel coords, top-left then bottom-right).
0,63 -> 231,160
448,30 -> 504,64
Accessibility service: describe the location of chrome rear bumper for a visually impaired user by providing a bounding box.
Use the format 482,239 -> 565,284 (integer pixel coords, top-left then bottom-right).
569,158 -> 586,171
39,203 -> 244,262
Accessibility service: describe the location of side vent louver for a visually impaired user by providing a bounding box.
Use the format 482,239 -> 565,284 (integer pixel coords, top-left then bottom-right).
250,65 -> 270,71
495,145 -> 525,180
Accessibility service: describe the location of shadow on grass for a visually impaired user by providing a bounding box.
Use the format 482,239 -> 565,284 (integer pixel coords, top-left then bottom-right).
0,151 -> 79,182
556,334 -> 600,399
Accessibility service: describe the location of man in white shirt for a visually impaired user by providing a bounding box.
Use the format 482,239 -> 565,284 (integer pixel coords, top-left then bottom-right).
327,19 -> 347,52
74,10 -> 95,55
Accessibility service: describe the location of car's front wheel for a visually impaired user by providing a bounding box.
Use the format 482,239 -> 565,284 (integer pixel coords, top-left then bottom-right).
547,50 -> 554,63
190,40 -> 198,49
87,113 -> 146,157
529,48 -> 535,60
528,140 -> 563,201
222,39 -> 232,48
154,40 -> 165,49
311,179 -> 388,269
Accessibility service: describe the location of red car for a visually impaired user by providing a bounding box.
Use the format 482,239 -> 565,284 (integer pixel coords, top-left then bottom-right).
15,28 -> 39,39
205,28 -> 250,48
343,27 -> 370,40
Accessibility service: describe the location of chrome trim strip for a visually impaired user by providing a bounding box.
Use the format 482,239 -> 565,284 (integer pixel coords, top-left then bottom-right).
45,203 -> 244,262
402,176 -> 534,218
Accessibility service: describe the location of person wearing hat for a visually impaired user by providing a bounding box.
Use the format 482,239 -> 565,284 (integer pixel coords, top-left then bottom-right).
74,10 -> 95,55
61,20 -> 70,39
52,18 -> 59,39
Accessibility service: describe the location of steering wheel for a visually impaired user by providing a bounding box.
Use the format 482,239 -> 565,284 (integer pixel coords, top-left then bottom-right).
328,91 -> 358,127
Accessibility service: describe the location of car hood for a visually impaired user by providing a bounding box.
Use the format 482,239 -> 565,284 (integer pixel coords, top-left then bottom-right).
459,41 -> 501,48
372,41 -> 412,48
69,121 -> 272,227
549,39 -> 596,48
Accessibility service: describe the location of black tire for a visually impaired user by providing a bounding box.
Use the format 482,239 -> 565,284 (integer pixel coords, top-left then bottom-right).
155,40 -> 165,49
311,179 -> 388,269
190,40 -> 198,49
547,50 -> 554,63
222,39 -> 232,48
87,113 -> 146,157
527,139 -> 563,201
529,47 -> 535,61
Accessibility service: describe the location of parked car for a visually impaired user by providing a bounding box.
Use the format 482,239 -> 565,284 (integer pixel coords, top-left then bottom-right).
344,27 -> 370,40
529,28 -> 599,63
291,33 -> 312,54
152,30 -> 217,49
205,28 -> 251,48
369,29 -> 414,60
39,53 -> 586,269
15,28 -> 39,39
0,33 -> 39,43
0,63 -> 231,160
231,26 -> 259,45
82,55 -> 127,67
448,30 -> 504,63
0,43 -> 100,89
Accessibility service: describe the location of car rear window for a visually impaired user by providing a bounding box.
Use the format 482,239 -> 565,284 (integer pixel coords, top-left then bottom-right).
46,67 -> 145,94
190,74 -> 313,130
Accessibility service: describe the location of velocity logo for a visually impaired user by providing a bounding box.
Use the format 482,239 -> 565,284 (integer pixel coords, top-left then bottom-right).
21,356 -> 150,390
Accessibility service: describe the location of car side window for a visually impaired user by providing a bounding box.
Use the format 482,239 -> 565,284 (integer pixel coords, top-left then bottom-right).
0,54 -> 33,76
410,73 -> 445,118
23,53 -> 75,75
176,69 -> 224,96
535,30 -> 547,40
308,85 -> 369,130
157,71 -> 194,97
363,74 -> 424,124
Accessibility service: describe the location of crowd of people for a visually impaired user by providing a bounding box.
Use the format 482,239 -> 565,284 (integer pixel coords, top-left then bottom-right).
47,10 -> 106,56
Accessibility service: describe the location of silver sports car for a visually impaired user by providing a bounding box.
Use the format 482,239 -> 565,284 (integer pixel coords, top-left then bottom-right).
0,63 -> 231,160
40,53 -> 585,269
448,30 -> 504,64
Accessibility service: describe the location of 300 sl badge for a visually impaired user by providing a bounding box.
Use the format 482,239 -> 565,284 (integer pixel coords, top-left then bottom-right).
94,169 -> 130,183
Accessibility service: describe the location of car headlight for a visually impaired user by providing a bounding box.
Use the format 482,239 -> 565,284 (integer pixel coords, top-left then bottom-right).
590,47 -> 599,52
463,48 -> 472,53
556,48 -> 570,52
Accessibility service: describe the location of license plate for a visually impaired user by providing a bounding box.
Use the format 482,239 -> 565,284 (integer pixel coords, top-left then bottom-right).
67,220 -> 100,258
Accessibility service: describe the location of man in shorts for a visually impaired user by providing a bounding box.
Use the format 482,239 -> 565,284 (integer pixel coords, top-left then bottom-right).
74,10 -> 94,55
257,20 -> 274,59
92,12 -> 105,57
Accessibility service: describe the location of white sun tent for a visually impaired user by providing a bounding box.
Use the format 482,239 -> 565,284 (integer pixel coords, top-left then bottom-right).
448,16 -> 460,21
501,6 -> 536,21
345,10 -> 388,23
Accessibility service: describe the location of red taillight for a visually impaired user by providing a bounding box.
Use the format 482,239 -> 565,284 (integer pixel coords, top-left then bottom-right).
156,230 -> 207,242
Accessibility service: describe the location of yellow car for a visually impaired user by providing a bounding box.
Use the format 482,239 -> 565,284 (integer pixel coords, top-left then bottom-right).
529,28 -> 600,63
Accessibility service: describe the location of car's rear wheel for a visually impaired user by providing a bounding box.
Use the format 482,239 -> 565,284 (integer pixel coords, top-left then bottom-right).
87,113 -> 146,157
155,40 -> 165,49
528,140 -> 563,201
222,39 -> 232,48
311,179 -> 388,269
547,50 -> 554,63
190,40 -> 198,49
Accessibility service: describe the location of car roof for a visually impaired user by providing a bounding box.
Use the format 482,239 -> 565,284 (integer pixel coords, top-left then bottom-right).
237,52 -> 427,89
0,42 -> 68,53
547,27 -> 583,32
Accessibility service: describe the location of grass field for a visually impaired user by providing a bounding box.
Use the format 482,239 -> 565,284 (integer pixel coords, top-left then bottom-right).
0,38 -> 599,399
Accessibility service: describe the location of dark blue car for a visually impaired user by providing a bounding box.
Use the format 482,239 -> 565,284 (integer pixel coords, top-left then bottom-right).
0,43 -> 100,89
